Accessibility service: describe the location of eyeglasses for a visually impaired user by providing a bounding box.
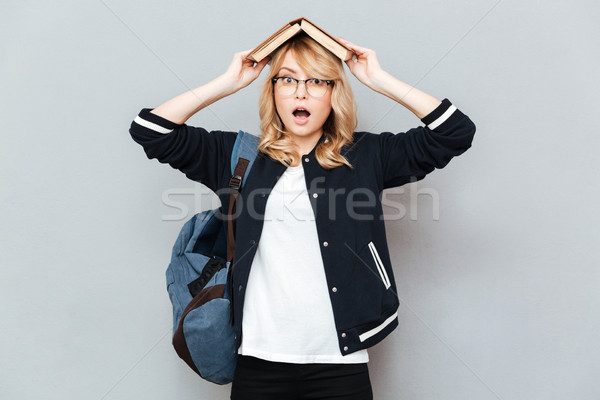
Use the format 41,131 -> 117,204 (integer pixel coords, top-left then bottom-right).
272,76 -> 334,98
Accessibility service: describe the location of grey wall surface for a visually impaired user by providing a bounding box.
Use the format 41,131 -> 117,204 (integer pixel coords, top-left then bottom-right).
2,1 -> 599,399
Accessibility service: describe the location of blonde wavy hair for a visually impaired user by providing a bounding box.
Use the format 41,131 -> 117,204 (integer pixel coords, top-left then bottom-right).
257,33 -> 357,170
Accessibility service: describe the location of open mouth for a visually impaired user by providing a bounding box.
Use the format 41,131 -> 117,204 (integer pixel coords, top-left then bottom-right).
292,108 -> 311,125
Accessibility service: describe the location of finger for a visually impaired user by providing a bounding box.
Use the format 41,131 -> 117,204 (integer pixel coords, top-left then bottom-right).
238,48 -> 254,56
239,48 -> 257,61
338,37 -> 367,54
338,36 -> 354,46
344,58 -> 357,71
338,36 -> 358,52
254,56 -> 270,72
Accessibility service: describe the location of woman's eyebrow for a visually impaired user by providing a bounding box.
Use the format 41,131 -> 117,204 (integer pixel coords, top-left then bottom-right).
278,67 -> 297,74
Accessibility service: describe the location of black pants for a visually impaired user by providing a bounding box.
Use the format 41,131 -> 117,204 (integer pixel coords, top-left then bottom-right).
230,355 -> 373,400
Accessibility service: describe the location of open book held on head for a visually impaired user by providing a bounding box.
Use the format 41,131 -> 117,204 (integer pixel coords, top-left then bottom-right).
247,17 -> 355,63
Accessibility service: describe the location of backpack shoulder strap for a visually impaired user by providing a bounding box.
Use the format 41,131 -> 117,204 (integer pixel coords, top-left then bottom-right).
226,131 -> 259,262
230,130 -> 260,189
226,131 -> 260,325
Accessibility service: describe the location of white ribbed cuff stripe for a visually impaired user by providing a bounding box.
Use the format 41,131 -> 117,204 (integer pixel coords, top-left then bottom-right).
427,105 -> 457,130
134,115 -> 174,134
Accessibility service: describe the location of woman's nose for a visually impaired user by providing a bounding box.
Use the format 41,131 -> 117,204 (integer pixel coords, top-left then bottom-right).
295,81 -> 308,99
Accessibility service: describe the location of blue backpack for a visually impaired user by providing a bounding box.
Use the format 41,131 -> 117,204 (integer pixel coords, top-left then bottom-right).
166,131 -> 259,384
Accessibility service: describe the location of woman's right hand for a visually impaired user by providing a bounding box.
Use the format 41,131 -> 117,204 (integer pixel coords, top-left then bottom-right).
148,50 -> 270,125
222,49 -> 270,93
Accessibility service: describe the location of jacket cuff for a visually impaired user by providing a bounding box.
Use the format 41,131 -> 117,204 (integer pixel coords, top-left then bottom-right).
132,108 -> 179,134
420,98 -> 459,132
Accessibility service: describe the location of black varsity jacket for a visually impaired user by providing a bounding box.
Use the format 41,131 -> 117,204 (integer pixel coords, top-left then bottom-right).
129,98 -> 476,355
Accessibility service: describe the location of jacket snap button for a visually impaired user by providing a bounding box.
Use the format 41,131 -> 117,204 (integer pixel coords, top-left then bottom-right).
260,193 -> 266,198
332,287 -> 337,293
323,241 -> 328,247
312,193 -> 318,198
304,157 -> 309,162
249,239 -> 256,245
343,346 -> 349,351
341,332 -> 346,338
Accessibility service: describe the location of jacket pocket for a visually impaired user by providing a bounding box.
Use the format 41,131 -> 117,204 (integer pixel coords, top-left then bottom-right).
367,241 -> 391,289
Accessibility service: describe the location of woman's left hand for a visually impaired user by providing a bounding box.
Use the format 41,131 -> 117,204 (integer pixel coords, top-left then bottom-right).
337,37 -> 387,92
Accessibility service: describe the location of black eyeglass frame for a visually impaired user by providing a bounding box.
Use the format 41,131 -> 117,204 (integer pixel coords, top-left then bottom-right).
272,76 -> 334,97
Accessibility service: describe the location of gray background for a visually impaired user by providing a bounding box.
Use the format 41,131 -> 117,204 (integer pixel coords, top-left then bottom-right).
1,1 -> 599,399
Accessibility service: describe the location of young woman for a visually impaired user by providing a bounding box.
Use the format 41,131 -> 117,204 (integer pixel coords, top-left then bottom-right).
130,32 -> 475,400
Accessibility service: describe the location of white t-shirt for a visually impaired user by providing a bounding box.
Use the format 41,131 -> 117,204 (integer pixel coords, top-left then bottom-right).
238,163 -> 369,364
